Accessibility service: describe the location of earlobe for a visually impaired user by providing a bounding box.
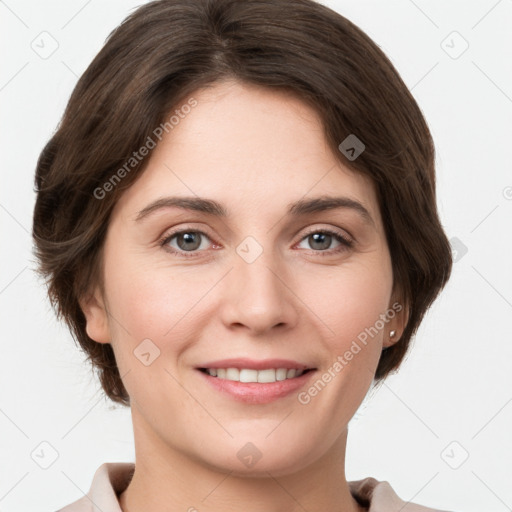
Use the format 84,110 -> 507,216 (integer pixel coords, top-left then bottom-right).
382,298 -> 409,349
79,288 -> 111,344
383,329 -> 399,348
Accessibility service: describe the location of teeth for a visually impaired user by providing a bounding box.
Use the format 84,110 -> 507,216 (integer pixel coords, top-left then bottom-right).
241,369 -> 257,382
226,368 -> 240,380
257,369 -> 275,383
276,368 -> 288,381
203,367 -> 306,383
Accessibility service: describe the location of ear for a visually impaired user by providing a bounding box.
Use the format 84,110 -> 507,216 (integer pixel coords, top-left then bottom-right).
79,286 -> 111,344
382,291 -> 409,349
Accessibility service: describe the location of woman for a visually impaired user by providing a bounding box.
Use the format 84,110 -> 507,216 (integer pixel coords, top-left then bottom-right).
32,0 -> 454,510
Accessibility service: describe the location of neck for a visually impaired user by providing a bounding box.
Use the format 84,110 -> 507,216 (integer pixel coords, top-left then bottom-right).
119,407 -> 365,512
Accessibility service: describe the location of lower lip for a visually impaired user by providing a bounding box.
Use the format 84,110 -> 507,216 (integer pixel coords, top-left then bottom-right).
196,369 -> 316,404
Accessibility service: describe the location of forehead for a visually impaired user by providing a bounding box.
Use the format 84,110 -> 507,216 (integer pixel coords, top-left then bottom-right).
112,80 -> 380,226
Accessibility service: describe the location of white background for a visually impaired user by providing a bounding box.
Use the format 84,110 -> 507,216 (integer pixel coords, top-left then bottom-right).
1,1 -> 511,511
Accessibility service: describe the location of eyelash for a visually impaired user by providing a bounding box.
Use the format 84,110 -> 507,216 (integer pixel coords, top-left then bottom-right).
159,227 -> 354,258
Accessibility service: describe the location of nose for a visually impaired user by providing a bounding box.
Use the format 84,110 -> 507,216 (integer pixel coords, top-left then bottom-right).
219,248 -> 299,336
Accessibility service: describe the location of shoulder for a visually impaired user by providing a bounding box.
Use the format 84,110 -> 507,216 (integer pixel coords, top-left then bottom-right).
56,462 -> 135,512
349,476 -> 455,511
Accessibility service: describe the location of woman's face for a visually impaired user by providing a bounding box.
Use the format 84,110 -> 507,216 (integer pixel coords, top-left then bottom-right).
83,80 -> 404,476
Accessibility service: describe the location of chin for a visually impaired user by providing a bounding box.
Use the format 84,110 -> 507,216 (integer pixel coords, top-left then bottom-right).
196,435 -> 320,478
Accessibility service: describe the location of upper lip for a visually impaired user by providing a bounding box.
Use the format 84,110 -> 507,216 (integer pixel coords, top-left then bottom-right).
197,358 -> 315,371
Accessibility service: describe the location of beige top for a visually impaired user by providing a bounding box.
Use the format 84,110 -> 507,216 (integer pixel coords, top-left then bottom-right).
56,463 -> 453,512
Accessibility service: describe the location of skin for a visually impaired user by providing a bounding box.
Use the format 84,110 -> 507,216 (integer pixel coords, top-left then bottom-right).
81,79 -> 407,512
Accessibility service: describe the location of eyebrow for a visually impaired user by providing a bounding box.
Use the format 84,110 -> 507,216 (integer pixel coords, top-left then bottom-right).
134,195 -> 375,227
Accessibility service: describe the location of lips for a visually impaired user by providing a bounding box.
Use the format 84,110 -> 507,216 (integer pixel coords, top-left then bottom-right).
195,358 -> 317,404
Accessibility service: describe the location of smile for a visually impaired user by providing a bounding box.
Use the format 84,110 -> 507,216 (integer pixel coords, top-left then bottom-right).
195,358 -> 317,403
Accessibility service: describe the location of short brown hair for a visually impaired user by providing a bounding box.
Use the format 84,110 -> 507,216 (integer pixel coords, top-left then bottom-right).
32,0 -> 452,406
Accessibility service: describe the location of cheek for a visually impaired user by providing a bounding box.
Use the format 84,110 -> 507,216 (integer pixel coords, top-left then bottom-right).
301,257 -> 393,349
102,245 -> 213,357
101,255 -> 203,402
